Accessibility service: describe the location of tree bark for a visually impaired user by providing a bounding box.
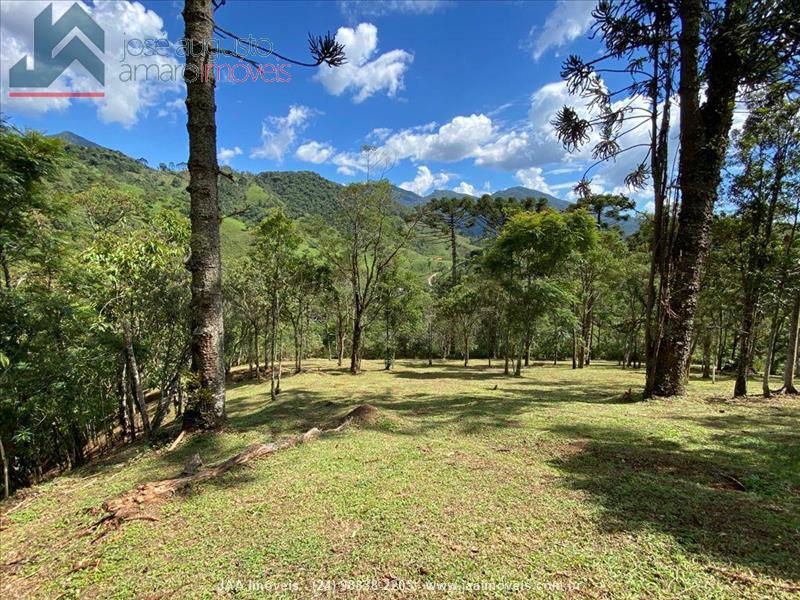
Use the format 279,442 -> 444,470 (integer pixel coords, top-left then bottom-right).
0,436 -> 9,499
122,320 -> 151,437
182,0 -> 225,429
651,0 -> 742,396
350,316 -> 363,374
0,242 -> 11,290
784,292 -> 800,394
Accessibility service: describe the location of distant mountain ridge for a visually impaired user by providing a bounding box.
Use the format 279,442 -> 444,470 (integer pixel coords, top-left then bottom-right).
53,131 -> 106,150
52,130 -> 639,234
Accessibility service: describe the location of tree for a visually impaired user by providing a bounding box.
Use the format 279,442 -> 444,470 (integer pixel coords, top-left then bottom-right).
180,0 -> 345,428
0,127 -> 64,289
375,261 -> 424,370
485,209 -> 597,376
555,0 -> 800,397
729,93 -> 800,396
322,180 -> 420,374
438,278 -> 483,367
574,193 -> 635,227
419,196 -> 474,285
251,209 -> 303,399
652,0 -> 799,396
182,0 -> 226,429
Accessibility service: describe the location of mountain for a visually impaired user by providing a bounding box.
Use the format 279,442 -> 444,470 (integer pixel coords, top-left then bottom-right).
492,186 -> 572,211
53,131 -> 106,150
424,189 -> 477,201
392,185 -> 425,207
52,132 -> 638,239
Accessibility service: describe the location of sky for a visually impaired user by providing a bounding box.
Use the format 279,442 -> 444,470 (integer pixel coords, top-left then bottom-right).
1,0 -> 662,208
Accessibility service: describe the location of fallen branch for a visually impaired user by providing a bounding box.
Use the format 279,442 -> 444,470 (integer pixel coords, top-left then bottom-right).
92,405 -> 378,531
166,430 -> 186,452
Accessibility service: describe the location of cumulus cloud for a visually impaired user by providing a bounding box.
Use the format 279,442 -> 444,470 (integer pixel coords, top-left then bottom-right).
382,114 -> 494,163
523,0 -> 595,62
217,146 -> 242,166
295,141 -> 335,164
399,165 -> 450,196
314,23 -> 413,103
453,181 -> 478,196
250,105 -> 316,162
0,0 -> 182,127
514,167 -> 553,194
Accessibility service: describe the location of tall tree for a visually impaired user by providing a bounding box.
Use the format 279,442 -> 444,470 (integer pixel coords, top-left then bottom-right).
652,0 -> 799,396
182,0 -> 225,429
419,196 -> 475,285
323,181 -> 420,374
180,0 -> 345,427
485,209 -> 597,376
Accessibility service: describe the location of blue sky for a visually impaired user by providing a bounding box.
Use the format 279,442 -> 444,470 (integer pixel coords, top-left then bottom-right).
2,0 -> 659,206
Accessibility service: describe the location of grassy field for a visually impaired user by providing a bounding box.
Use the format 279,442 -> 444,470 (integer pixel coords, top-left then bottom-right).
1,360 -> 798,598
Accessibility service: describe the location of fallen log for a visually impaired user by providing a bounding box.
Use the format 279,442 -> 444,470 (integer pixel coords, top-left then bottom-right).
93,405 -> 379,531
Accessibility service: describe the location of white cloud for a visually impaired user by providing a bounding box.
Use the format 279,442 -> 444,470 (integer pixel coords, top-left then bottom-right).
295,141 -> 335,164
523,0 -> 595,62
453,181 -> 478,196
339,0 -> 450,18
383,113 -> 494,163
250,105 -> 315,162
314,23 -> 413,103
399,165 -> 450,196
157,97 -> 184,118
367,127 -> 393,143
514,167 -> 553,194
217,146 -> 242,166
1,1 -> 182,127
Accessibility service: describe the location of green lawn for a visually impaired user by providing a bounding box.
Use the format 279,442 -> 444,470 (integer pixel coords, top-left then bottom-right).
2,361 -> 798,598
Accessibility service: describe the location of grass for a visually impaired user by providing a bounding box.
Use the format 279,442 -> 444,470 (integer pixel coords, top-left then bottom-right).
1,360 -> 798,598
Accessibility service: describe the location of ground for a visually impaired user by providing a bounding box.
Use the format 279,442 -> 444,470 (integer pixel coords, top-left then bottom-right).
1,360 -> 799,599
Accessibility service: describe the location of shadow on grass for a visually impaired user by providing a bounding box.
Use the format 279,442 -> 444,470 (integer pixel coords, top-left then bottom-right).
547,419 -> 800,582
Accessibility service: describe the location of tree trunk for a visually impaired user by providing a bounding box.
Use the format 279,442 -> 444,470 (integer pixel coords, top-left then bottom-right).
270,289 -> 278,400
276,332 -> 283,394
701,332 -> 712,379
0,242 -> 11,289
0,436 -> 9,499
253,321 -> 260,380
350,315 -> 363,374
182,0 -> 226,429
122,320 -> 151,437
427,318 -> 434,366
503,329 -> 510,375
572,326 -> 577,369
449,215 -> 457,285
651,0 -> 742,397
783,292 -> 800,394
124,363 -> 136,441
116,358 -> 130,440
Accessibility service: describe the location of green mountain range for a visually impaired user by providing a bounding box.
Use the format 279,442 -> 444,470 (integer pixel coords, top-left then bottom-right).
53,131 -> 638,249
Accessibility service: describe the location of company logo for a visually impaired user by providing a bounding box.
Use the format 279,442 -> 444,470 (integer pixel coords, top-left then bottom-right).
9,3 -> 105,98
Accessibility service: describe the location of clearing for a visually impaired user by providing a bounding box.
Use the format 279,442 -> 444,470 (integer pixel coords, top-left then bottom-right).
1,360 -> 799,598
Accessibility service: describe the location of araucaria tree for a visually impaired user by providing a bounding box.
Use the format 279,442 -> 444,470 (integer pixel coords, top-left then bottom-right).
182,0 -> 226,429
555,0 -> 799,397
180,0 -> 345,427
419,196 -> 475,285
